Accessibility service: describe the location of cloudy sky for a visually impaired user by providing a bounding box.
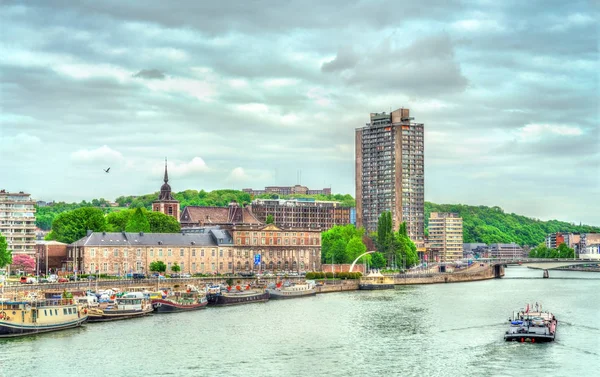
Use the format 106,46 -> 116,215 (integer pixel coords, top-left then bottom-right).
1,0 -> 598,224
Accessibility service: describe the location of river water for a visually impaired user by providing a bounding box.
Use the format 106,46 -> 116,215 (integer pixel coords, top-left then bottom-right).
1,266 -> 598,377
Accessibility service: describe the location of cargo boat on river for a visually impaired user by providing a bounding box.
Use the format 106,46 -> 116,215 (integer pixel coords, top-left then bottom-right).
0,297 -> 87,337
87,292 -> 153,322
206,285 -> 269,306
504,303 -> 557,343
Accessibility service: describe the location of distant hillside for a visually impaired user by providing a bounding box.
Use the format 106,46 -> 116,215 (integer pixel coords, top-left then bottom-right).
36,191 -> 597,246
425,202 -> 600,246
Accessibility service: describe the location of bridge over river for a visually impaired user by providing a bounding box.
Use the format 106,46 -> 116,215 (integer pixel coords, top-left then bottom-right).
477,258 -> 599,278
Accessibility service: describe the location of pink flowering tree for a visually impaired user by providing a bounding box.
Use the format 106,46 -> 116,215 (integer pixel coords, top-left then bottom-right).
12,254 -> 36,274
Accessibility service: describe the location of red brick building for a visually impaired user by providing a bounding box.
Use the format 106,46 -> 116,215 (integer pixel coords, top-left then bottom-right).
35,240 -> 68,275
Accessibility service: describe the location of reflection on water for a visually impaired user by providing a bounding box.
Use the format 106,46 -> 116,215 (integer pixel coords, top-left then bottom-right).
0,266 -> 598,377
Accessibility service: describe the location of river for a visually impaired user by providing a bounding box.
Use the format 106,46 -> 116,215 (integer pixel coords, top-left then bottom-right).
1,266 -> 598,377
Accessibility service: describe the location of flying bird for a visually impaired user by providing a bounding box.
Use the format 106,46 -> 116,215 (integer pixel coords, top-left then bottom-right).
103,167 -> 110,173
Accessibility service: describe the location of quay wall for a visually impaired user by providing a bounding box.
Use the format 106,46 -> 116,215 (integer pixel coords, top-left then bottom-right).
392,267 -> 499,285
5,268 -> 500,295
316,280 -> 359,293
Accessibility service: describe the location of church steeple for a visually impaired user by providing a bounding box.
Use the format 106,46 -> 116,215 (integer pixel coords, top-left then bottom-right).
158,158 -> 175,201
153,157 -> 180,222
163,157 -> 169,183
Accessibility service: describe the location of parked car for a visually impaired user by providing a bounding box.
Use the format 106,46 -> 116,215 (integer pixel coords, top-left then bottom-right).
68,275 -> 79,281
58,277 -> 69,283
181,273 -> 191,278
170,273 -> 181,278
87,275 -> 96,280
19,276 -> 28,284
132,273 -> 146,279
23,277 -> 37,284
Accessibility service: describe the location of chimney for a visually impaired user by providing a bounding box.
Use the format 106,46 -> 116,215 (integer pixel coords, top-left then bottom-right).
139,232 -> 144,236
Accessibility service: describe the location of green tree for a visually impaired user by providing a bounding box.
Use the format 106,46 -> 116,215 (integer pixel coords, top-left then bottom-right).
346,236 -> 367,263
47,207 -> 107,244
125,208 -> 151,233
266,214 -> 274,224
376,211 -> 394,265
146,211 -> 181,233
106,210 -> 133,232
395,222 -> 419,269
171,262 -> 181,272
556,243 -> 575,259
0,234 -> 12,269
321,224 -> 366,264
149,260 -> 167,273
370,252 -> 387,269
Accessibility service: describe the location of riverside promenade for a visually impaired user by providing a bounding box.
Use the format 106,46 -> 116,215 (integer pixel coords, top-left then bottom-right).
4,266 -> 501,294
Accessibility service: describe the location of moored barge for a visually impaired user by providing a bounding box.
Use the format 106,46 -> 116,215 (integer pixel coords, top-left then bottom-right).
0,297 -> 87,338
206,286 -> 269,306
266,281 -> 317,299
505,303 -> 557,343
152,288 -> 208,313
87,292 -> 153,322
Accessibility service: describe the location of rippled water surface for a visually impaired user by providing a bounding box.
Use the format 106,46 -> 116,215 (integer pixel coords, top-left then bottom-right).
1,267 -> 599,377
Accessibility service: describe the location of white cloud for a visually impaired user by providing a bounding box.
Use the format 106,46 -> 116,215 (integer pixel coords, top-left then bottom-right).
516,123 -> 584,141
307,88 -> 331,107
236,103 -> 269,113
70,145 -> 124,163
0,133 -> 42,155
226,167 -> 272,183
451,19 -> 504,32
262,78 -> 298,88
54,63 -> 131,81
152,157 -> 210,177
144,76 -> 216,101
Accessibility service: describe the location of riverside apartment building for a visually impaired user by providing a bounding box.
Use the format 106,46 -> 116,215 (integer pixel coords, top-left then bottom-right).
355,108 -> 425,248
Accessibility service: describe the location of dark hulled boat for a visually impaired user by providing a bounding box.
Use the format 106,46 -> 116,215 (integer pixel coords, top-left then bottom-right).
206,286 -> 269,307
359,283 -> 395,290
152,291 -> 208,313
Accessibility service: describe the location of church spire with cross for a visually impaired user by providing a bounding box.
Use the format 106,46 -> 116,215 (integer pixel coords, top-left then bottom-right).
153,157 -> 180,221
163,157 -> 169,184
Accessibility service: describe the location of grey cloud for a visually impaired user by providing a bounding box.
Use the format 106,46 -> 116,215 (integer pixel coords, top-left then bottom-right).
1,0 -> 598,224
340,34 -> 469,96
132,69 -> 165,79
321,47 -> 360,73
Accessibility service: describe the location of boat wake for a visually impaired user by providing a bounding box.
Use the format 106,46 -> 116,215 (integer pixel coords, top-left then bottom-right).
438,322 -> 506,333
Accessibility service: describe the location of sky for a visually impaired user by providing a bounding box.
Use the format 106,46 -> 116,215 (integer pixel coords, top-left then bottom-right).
1,0 -> 598,225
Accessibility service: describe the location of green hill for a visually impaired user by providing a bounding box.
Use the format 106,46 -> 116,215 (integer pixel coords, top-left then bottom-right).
425,202 -> 599,246
36,191 -> 598,246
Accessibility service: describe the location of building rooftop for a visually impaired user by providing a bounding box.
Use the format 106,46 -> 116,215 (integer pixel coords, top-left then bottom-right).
180,205 -> 261,225
70,231 -> 229,247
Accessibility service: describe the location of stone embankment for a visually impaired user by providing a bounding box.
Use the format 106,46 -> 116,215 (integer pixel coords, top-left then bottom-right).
6,267 -> 501,294
391,266 -> 501,285
316,280 -> 359,293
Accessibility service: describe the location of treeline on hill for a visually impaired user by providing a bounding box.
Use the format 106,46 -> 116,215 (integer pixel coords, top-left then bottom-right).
37,190 -> 355,230
46,207 -> 180,244
425,202 -> 600,246
36,192 -> 597,248
115,190 -> 356,209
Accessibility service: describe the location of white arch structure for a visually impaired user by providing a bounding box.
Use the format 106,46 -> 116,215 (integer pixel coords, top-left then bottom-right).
349,250 -> 376,272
